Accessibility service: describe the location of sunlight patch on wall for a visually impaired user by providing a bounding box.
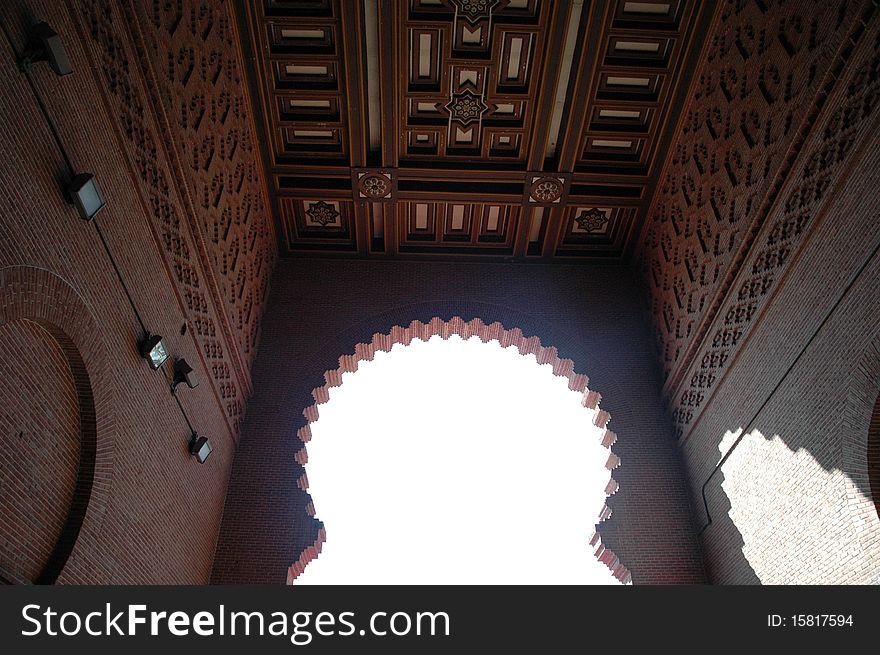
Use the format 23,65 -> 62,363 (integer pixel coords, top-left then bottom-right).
718,429 -> 859,584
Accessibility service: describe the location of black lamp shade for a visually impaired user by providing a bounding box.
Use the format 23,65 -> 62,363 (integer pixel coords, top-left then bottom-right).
23,22 -> 72,76
173,358 -> 199,389
138,333 -> 168,370
67,173 -> 105,220
189,433 -> 213,463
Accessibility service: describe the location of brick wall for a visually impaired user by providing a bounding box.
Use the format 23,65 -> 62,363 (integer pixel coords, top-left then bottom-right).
0,320 -> 80,584
73,0 -> 276,435
212,260 -> 707,584
4,0 -> 876,586
123,0 -> 276,381
637,0 -> 876,439
0,0 -> 271,583
682,129 -> 880,583
638,1 -> 880,582
869,396 -> 880,531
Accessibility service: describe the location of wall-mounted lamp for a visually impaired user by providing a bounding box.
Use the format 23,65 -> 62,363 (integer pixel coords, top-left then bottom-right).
138,333 -> 168,370
66,173 -> 105,220
172,358 -> 199,390
188,432 -> 213,464
19,22 -> 72,76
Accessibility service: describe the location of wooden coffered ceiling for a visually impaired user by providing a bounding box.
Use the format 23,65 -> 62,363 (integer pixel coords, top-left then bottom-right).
236,0 -> 715,262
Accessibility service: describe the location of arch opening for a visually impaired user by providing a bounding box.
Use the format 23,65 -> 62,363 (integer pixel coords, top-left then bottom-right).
0,318 -> 97,585
289,317 -> 630,584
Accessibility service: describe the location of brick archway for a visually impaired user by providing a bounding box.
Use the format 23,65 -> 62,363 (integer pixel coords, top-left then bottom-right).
288,316 -> 631,584
0,266 -> 116,584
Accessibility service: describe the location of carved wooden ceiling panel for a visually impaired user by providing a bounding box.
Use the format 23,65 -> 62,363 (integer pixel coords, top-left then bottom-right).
238,0 -> 715,261
397,0 -> 554,165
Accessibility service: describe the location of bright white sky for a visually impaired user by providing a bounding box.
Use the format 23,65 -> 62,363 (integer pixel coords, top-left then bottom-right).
296,333 -> 622,585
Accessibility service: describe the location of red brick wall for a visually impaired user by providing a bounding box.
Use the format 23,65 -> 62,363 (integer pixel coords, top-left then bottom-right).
4,0 -> 876,587
682,141 -> 880,582
870,395 -> 880,532
72,0 -> 277,435
0,0 -> 271,583
211,261 -> 707,584
123,0 -> 276,379
637,0 -> 876,439
284,316 -> 634,584
0,320 -> 80,584
638,1 -> 880,582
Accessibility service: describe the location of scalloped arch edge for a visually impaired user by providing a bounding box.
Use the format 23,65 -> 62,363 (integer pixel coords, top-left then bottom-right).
288,317 -> 630,584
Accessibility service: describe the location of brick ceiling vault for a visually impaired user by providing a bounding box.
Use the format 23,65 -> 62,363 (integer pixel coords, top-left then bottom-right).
235,0 -> 716,262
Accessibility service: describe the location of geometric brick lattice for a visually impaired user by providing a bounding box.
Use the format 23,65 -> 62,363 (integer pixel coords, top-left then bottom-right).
77,0 -> 276,436
638,0 -> 880,439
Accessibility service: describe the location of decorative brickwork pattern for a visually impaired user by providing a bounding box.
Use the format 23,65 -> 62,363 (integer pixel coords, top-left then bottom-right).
0,0 -> 265,582
285,527 -> 326,585
8,0 -> 876,586
638,0 -> 878,439
128,0 -> 275,372
75,0 -> 275,435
